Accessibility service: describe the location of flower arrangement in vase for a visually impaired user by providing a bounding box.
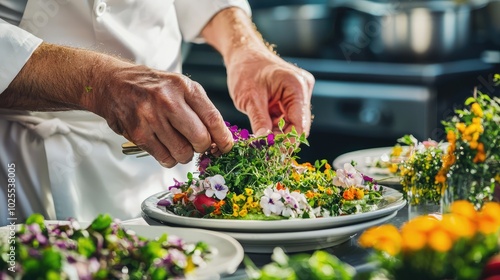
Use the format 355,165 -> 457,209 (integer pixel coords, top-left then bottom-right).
436,88 -> 500,211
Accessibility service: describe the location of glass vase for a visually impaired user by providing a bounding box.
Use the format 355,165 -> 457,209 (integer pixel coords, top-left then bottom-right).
441,174 -> 493,213
406,185 -> 441,220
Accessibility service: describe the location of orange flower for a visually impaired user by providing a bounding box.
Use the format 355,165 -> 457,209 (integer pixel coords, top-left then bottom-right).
440,214 -> 476,241
359,224 -> 402,256
401,215 -> 440,235
343,188 -> 355,200
401,229 -> 427,252
450,200 -> 476,221
428,229 -> 453,252
477,202 -> 500,234
276,182 -> 285,191
213,200 -> 225,215
471,102 -> 483,117
173,193 -> 188,204
305,190 -> 316,199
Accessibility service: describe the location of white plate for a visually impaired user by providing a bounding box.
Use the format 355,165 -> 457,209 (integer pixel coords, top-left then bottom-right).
122,225 -> 244,279
144,211 -> 398,253
0,222 -> 243,279
141,187 -> 405,233
333,147 -> 404,184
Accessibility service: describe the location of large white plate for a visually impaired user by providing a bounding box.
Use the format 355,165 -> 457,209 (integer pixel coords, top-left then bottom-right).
141,187 -> 405,233
0,222 -> 243,280
333,147 -> 404,184
144,211 -> 398,253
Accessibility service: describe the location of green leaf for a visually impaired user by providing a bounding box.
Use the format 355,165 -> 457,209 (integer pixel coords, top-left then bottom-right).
278,118 -> 285,130
25,213 -> 46,230
77,237 -> 96,258
90,214 -> 113,231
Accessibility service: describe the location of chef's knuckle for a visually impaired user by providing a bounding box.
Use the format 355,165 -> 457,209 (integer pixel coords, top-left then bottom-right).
192,132 -> 211,153
204,109 -> 224,128
172,144 -> 194,164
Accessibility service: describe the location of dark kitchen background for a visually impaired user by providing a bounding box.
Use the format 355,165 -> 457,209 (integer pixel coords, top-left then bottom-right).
183,0 -> 500,164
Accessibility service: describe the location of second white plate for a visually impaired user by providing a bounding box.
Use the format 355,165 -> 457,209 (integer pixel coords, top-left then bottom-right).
333,147 -> 403,184
141,187 -> 405,233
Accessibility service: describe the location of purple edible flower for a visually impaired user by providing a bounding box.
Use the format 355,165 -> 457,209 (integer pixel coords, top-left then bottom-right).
157,199 -> 172,207
198,156 -> 211,175
267,133 -> 275,146
168,179 -> 183,192
239,129 -> 250,140
362,175 -> 374,183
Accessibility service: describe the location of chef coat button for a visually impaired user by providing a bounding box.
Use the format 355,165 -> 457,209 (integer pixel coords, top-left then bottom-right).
95,2 -> 107,16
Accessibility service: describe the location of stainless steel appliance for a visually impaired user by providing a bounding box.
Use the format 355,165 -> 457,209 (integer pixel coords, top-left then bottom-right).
181,0 -> 498,163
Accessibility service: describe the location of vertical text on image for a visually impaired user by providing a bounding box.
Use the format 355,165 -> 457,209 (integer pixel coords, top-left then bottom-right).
6,163 -> 17,272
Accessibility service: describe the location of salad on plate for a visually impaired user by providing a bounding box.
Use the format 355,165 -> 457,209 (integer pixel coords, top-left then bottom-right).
0,214 -> 214,280
157,120 -> 385,220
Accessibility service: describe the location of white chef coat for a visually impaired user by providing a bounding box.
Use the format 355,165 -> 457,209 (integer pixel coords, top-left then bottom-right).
0,0 -> 251,226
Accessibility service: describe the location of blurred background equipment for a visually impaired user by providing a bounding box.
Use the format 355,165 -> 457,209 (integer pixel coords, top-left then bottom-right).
183,0 -> 500,163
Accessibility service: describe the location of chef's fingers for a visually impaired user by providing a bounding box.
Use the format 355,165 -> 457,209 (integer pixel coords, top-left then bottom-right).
183,81 -> 234,154
239,88 -> 273,137
123,128 -> 178,168
153,118 -> 195,165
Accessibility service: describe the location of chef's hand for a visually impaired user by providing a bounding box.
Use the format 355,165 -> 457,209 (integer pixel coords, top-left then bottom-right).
1,43 -> 233,167
225,47 -> 314,136
202,8 -> 314,137
92,63 -> 234,167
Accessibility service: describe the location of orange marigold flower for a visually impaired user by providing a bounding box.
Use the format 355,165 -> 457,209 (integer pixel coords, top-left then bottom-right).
478,202 -> 500,232
477,142 -> 485,152
435,173 -> 447,184
450,200 -> 476,221
213,200 -> 225,215
325,163 -> 331,170
473,151 -> 486,163
440,214 -> 476,240
428,229 -> 453,252
471,102 -> 483,117
173,193 -> 188,204
402,215 -> 440,234
326,188 -> 334,195
446,130 -> 456,142
401,229 -> 427,252
456,122 -> 466,133
276,182 -> 285,190
305,190 -> 316,199
359,224 -> 402,256
470,140 -> 478,149
343,188 -> 355,200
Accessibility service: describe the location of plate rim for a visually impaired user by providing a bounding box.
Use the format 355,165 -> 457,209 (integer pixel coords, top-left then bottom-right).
141,186 -> 406,233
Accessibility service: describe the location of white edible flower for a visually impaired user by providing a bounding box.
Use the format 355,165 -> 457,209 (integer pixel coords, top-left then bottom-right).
204,175 -> 229,200
260,187 -> 284,216
332,163 -> 363,188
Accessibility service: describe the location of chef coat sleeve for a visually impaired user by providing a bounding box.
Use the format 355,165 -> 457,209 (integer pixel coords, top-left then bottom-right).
0,19 -> 42,94
174,0 -> 251,43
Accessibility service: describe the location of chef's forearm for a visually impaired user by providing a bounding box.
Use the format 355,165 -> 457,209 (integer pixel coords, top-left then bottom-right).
0,42 -> 114,112
201,7 -> 273,65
